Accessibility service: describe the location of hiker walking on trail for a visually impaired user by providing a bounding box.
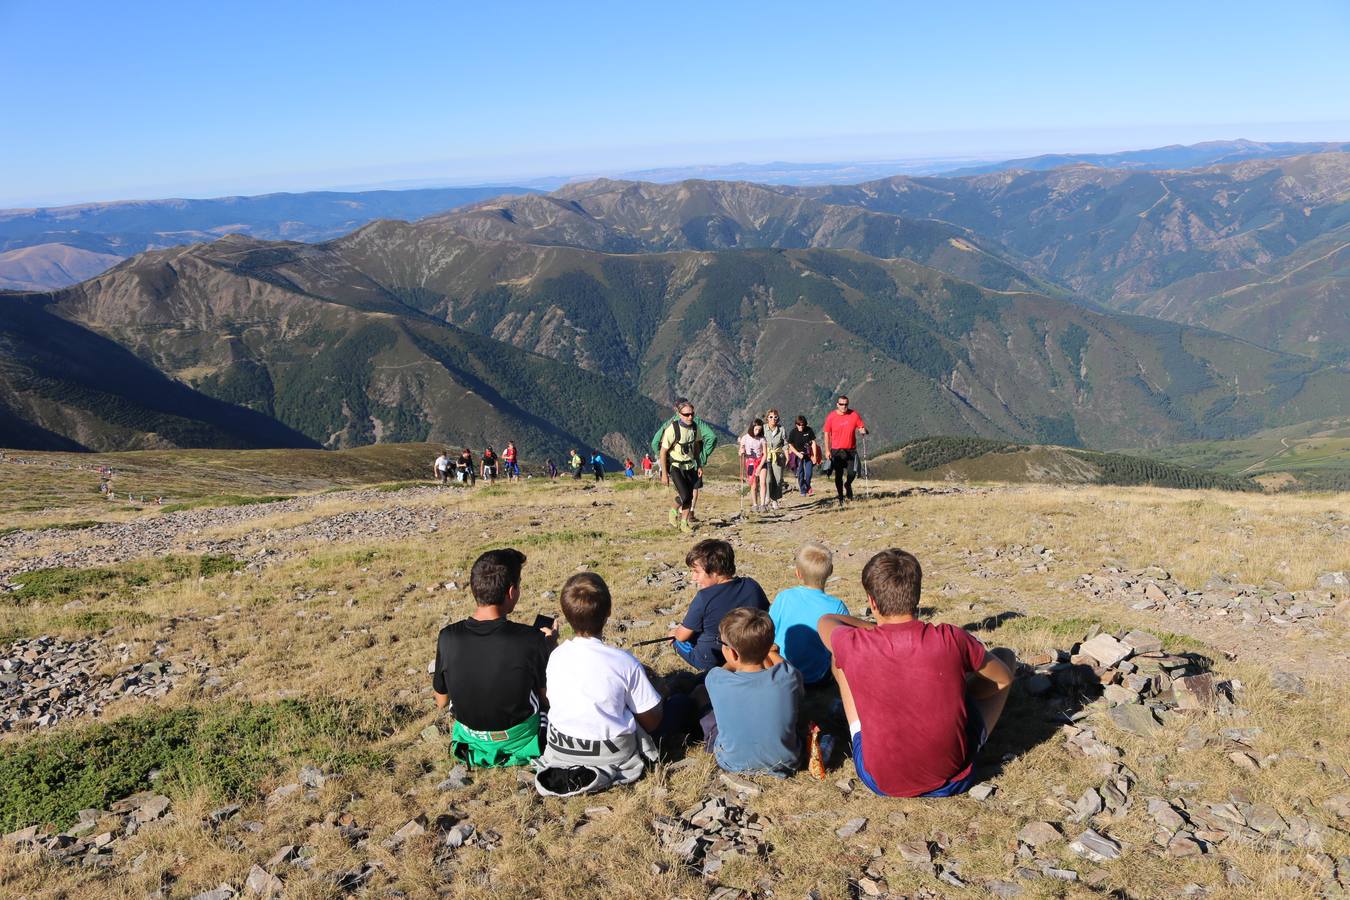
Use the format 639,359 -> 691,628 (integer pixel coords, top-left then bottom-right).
786,416 -> 818,497
482,447 -> 499,484
657,401 -> 716,533
822,395 -> 867,508
761,409 -> 788,510
503,441 -> 520,481
457,448 -> 476,486
434,450 -> 450,485
738,419 -> 768,512
569,449 -> 583,479
642,453 -> 654,479
591,451 -> 606,480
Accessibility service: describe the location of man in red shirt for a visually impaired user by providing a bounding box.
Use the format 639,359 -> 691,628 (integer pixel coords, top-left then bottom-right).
821,395 -> 867,508
817,549 -> 1015,797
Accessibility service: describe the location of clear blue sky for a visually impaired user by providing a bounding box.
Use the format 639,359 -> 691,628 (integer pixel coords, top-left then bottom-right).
3,0 -> 1348,206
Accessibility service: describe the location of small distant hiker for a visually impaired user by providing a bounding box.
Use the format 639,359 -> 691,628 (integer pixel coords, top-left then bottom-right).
655,400 -> 717,533
738,419 -> 767,513
546,459 -> 559,479
624,458 -> 636,478
434,449 -> 450,485
504,441 -> 520,481
761,409 -> 788,511
569,449 -> 583,479
822,395 -> 867,508
482,446 -> 499,484
641,453 -> 654,479
457,448 -> 476,485
785,415 -> 818,496
591,451 -> 606,480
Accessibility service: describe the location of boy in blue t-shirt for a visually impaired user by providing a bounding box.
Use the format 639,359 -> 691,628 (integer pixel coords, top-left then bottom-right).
703,607 -> 803,775
768,542 -> 848,685
668,539 -> 769,671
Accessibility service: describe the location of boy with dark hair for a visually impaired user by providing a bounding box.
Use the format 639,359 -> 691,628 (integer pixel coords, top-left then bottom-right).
702,608 -> 803,775
817,549 -> 1015,797
432,548 -> 558,767
668,539 -> 769,670
534,572 -> 664,793
768,542 -> 848,685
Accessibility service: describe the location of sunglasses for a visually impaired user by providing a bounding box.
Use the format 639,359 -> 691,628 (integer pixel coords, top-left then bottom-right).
836,402 -> 848,407
679,411 -> 694,418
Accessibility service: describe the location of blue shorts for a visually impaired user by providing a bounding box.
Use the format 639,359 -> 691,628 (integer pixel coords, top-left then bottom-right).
850,700 -> 988,798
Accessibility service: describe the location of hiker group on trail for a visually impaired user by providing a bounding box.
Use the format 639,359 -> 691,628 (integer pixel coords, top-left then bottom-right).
430,394 -> 869,519
653,394 -> 869,531
430,539 -> 1015,798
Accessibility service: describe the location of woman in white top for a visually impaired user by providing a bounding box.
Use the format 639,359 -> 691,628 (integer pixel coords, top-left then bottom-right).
738,418 -> 768,512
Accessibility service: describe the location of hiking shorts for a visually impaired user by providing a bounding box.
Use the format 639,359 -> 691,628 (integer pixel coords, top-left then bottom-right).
670,466 -> 697,510
850,700 -> 988,798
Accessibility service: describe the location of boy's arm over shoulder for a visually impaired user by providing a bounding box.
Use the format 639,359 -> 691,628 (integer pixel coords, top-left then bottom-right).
817,612 -> 872,653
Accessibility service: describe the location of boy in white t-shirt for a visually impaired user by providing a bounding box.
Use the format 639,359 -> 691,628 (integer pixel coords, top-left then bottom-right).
535,572 -> 664,794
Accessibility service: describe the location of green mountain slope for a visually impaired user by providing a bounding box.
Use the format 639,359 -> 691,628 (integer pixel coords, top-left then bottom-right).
0,296 -> 318,451
332,223 -> 1350,449
3,238 -> 666,458
796,153 -> 1350,358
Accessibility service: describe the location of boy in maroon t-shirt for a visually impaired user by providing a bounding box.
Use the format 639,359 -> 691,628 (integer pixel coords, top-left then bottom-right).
818,549 -> 1015,797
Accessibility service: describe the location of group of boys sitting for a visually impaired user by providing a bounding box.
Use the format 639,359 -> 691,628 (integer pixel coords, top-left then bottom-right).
431,540 -> 1015,798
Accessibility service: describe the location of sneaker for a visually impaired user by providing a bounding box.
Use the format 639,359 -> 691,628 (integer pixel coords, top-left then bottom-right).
679,518 -> 693,533
668,508 -> 678,527
807,487 -> 814,496
770,501 -> 780,511
837,497 -> 846,509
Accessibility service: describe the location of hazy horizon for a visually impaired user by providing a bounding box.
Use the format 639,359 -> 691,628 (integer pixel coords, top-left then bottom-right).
3,0 -> 1348,207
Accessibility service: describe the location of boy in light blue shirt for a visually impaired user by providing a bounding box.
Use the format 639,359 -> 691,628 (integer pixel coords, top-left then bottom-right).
768,542 -> 848,685
703,607 -> 803,775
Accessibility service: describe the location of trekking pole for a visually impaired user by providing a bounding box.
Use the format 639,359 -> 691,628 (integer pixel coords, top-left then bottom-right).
630,637 -> 673,647
862,432 -> 873,500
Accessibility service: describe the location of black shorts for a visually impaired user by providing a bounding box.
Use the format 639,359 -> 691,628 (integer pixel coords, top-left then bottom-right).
670,466 -> 697,510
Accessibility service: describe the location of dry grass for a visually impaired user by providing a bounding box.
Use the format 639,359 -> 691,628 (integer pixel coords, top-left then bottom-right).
1,473 -> 1347,898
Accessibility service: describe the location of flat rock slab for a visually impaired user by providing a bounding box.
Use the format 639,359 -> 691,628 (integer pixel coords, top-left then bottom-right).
897,839 -> 932,864
835,817 -> 868,839
246,865 -> 282,897
1121,630 -> 1163,653
1070,829 -> 1121,862
1017,821 -> 1062,847
1108,704 -> 1161,736
1081,634 -> 1131,668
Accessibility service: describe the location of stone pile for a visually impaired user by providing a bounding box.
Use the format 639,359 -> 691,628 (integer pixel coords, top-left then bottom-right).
1077,566 -> 1348,634
1003,626 -> 1350,894
958,544 -> 1056,580
3,790 -> 176,870
0,636 -> 192,733
652,794 -> 772,880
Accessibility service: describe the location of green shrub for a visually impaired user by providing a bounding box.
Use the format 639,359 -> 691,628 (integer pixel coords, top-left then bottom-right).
0,698 -> 414,831
7,554 -> 242,605
902,436 -> 1024,471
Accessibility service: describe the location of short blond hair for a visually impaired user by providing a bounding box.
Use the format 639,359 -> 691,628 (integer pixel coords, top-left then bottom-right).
795,542 -> 833,589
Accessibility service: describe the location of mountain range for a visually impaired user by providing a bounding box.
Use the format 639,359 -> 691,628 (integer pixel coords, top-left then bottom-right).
0,186 -> 533,290
3,144 -> 1348,456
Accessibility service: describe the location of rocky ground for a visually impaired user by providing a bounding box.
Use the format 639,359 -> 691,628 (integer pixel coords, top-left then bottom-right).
1,477 -> 1347,898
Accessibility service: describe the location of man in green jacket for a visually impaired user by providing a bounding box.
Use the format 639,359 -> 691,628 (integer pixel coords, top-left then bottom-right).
655,399 -> 717,533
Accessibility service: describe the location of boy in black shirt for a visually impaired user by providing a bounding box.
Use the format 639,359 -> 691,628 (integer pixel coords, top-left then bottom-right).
432,548 -> 558,766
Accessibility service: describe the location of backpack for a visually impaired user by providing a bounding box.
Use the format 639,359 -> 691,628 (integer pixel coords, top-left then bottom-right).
650,415 -> 717,468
